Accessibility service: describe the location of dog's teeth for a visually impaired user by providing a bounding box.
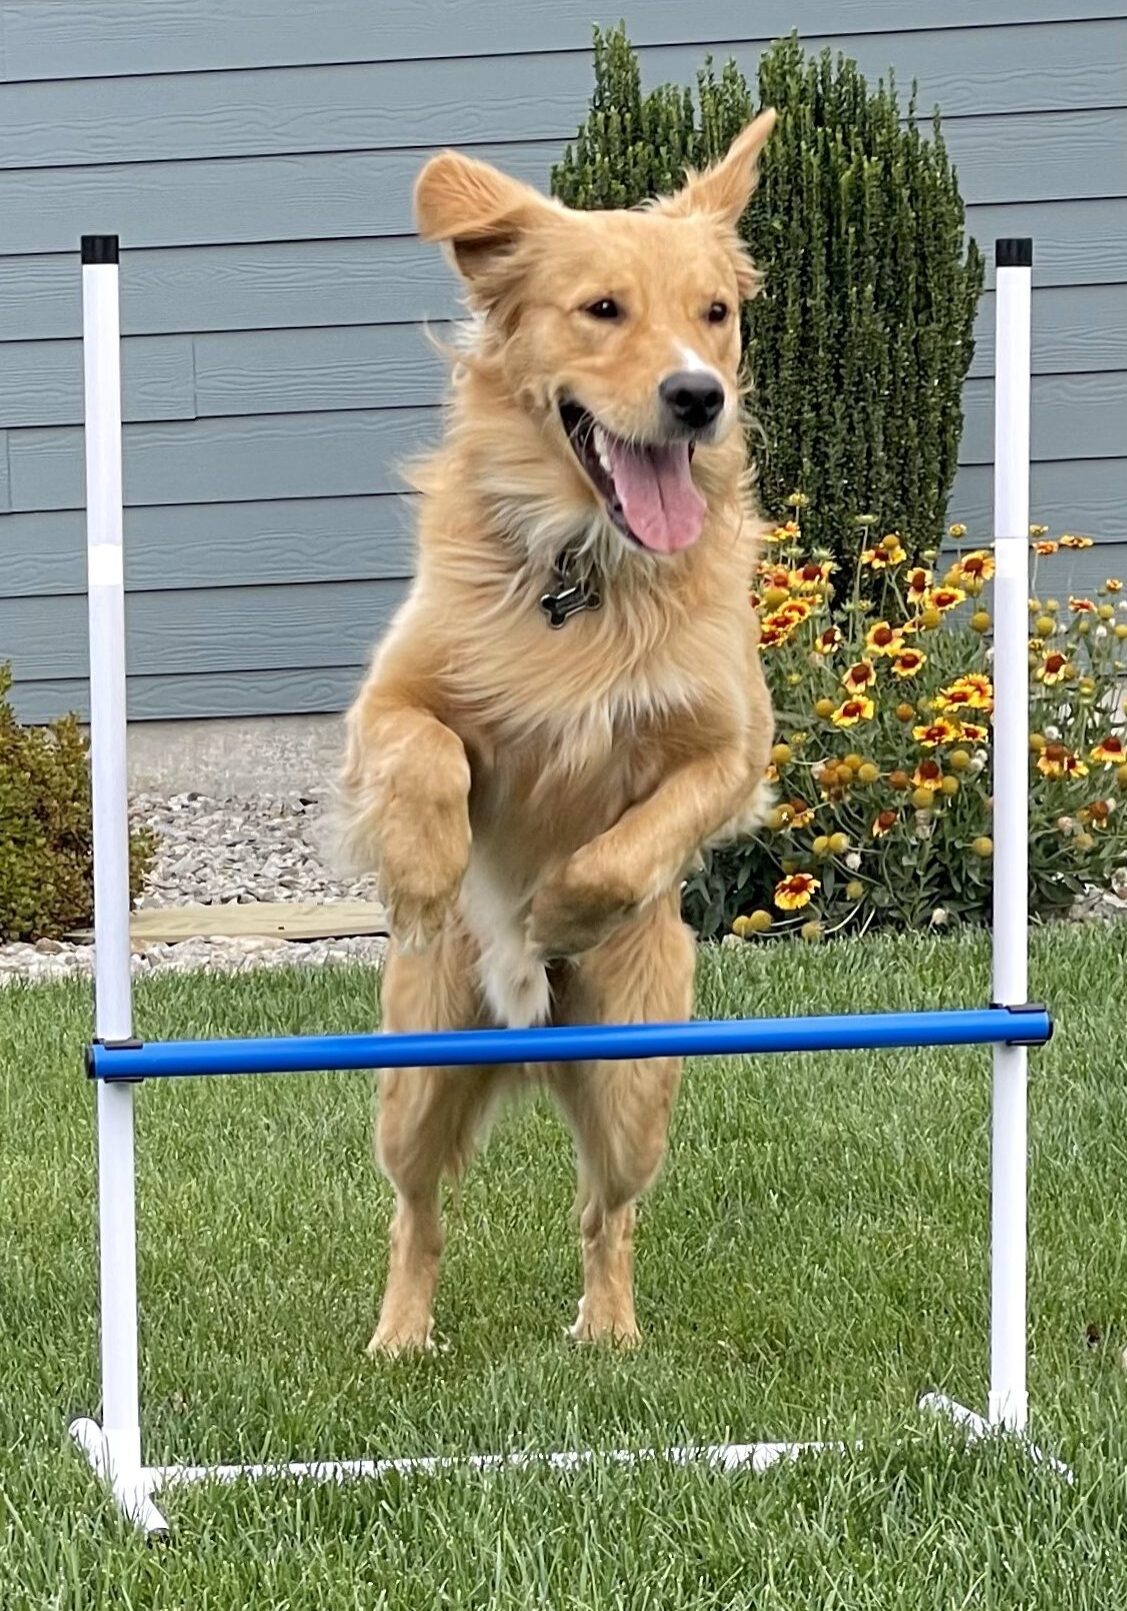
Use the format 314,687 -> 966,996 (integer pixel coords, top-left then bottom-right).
593,427 -> 612,474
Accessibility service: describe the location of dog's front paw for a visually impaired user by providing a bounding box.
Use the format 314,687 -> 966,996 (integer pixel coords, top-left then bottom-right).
381,830 -> 470,952
529,848 -> 641,957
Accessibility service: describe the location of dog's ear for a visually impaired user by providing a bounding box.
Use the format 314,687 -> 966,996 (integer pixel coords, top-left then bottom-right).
665,110 -> 776,224
414,151 -> 554,298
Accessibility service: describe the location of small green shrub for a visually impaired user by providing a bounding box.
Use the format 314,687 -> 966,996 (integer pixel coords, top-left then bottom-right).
0,663 -> 152,942
552,26 -> 985,589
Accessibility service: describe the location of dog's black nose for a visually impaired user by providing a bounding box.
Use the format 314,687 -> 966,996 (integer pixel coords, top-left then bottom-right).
660,371 -> 725,431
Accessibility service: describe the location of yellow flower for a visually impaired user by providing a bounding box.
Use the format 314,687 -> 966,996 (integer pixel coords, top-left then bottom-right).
759,598 -> 811,648
926,585 -> 967,613
912,759 -> 944,793
785,491 -> 810,509
913,718 -> 962,748
1037,745 -> 1088,780
1091,736 -> 1127,765
948,523 -> 968,539
1105,579 -> 1123,593
831,696 -> 876,727
891,648 -> 927,679
1032,539 -> 1059,555
970,837 -> 994,859
949,550 -> 995,586
791,560 -> 837,592
765,520 -> 802,545
774,872 -> 819,911
959,722 -> 988,744
813,625 -> 843,655
937,674 -> 994,713
841,659 -> 877,692
860,535 -> 906,569
856,761 -> 880,785
1036,651 -> 1069,686
905,567 -> 933,606
865,620 -> 905,657
970,610 -> 992,634
1059,535 -> 1094,549
1029,524 -> 1049,538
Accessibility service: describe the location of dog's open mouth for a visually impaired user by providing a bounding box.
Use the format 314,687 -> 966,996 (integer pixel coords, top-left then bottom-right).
559,401 -> 707,554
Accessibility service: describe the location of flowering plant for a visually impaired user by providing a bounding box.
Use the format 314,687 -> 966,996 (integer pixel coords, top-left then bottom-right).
683,504 -> 1127,941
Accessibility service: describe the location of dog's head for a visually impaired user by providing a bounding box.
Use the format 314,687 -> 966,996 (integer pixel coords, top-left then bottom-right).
415,113 -> 775,558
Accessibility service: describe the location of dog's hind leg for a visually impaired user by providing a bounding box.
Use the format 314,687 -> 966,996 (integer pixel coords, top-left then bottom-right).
547,891 -> 695,1345
369,918 -> 507,1357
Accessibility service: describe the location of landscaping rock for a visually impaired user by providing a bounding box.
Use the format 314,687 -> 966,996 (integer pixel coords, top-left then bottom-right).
0,792 -> 387,986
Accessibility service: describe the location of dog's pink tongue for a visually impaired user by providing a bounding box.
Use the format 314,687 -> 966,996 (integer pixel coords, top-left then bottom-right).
606,439 -> 706,553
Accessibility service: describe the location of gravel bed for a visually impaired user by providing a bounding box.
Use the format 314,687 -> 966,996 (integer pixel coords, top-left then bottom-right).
0,791 -> 387,986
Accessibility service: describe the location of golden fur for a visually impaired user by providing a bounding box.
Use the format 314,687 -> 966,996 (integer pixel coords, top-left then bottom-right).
339,114 -> 777,1353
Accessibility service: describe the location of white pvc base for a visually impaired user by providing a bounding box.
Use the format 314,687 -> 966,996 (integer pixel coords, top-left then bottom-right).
71,1394 -> 1070,1534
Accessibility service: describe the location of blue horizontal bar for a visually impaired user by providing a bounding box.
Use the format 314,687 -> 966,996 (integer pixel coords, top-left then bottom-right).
87,1006 -> 1050,1081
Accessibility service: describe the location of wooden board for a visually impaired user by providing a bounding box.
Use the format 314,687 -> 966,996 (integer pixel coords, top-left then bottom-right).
69,899 -> 388,945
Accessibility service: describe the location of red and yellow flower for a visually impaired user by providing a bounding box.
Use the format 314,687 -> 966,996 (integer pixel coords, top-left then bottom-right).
1068,596 -> 1096,614
765,519 -> 802,545
865,620 -> 905,657
937,674 -> 994,714
911,758 -> 944,793
891,648 -> 927,679
774,872 -> 820,911
831,695 -> 875,727
791,560 -> 836,592
841,659 -> 877,692
925,585 -> 967,613
1032,539 -> 1058,555
958,721 -> 988,744
1036,650 -> 1069,685
1037,744 -> 1088,780
946,551 -> 994,592
871,808 -> 898,838
860,534 -> 907,569
1091,735 -> 1127,765
1060,535 -> 1094,550
905,567 -> 932,606
913,718 -> 962,748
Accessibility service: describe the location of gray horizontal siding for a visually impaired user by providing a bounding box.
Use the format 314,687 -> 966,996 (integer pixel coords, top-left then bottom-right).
0,1 -> 1123,722
0,213 -> 1120,349
0,22 -> 1123,170
0,497 -> 414,598
3,290 -> 1124,433
0,114 -> 1119,261
4,2 -> 1119,81
13,667 -> 367,725
0,580 -> 404,678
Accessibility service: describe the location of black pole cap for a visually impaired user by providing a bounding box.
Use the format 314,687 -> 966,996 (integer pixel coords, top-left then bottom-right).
81,235 -> 119,264
995,238 -> 1033,268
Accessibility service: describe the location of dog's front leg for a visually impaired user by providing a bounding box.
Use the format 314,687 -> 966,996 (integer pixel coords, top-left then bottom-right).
339,692 -> 472,952
530,746 -> 763,956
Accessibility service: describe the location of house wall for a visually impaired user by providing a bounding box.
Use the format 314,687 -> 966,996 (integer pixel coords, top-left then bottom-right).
1,1 -> 1123,722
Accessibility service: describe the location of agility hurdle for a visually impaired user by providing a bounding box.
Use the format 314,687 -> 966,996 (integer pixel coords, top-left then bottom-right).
70,234 -> 1061,1534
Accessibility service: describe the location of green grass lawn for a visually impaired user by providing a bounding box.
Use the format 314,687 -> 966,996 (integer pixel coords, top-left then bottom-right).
3,925 -> 1127,1608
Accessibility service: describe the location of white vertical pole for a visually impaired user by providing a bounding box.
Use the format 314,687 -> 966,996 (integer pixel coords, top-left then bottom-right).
82,235 -> 142,1480
989,238 -> 1033,1434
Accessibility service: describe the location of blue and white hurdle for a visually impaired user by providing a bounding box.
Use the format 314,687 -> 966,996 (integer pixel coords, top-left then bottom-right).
69,234 -> 1062,1533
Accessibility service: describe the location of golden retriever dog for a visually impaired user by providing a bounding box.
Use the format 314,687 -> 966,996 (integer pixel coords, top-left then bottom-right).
339,111 -> 777,1355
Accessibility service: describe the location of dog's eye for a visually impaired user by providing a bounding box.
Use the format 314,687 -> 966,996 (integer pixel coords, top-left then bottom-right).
584,298 -> 622,322
707,301 -> 730,325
